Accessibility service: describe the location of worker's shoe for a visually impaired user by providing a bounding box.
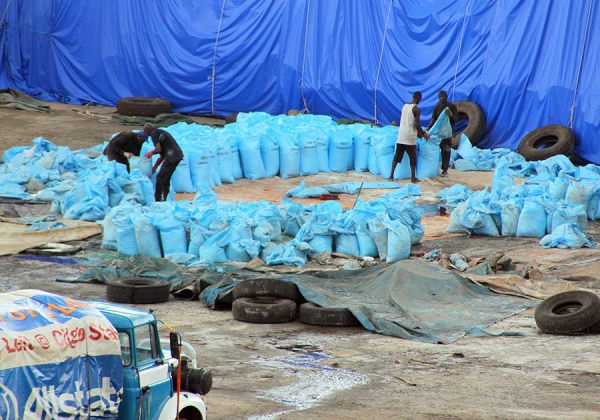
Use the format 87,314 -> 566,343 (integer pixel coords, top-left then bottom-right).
440,170 -> 448,178
411,178 -> 421,183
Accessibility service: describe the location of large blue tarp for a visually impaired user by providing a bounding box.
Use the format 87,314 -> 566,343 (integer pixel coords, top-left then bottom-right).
0,0 -> 598,164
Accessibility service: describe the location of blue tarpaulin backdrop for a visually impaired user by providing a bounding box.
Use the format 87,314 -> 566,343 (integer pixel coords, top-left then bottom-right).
0,0 -> 598,163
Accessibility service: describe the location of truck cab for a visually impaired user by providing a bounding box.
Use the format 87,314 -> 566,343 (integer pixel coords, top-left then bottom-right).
91,301 -> 210,420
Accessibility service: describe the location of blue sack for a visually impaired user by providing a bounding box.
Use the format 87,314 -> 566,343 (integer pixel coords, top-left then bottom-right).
238,133 -> 268,180
260,132 -> 280,177
297,131 -> 319,176
516,198 -> 547,238
131,210 -> 162,258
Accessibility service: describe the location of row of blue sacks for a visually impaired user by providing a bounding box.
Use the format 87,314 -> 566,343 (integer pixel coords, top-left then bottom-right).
101,183 -> 426,266
135,110 -> 454,191
438,154 -> 600,248
0,110 -> 521,222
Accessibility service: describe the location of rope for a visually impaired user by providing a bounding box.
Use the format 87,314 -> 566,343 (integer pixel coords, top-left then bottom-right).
211,0 -> 227,117
300,0 -> 311,114
568,0 -> 593,129
373,0 -> 394,125
451,0 -> 473,102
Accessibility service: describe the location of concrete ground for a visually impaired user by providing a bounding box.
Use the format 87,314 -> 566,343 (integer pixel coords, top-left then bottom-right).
1,102 -> 599,420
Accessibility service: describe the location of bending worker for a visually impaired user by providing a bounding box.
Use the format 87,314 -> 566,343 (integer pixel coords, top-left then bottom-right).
141,123 -> 183,202
103,131 -> 145,173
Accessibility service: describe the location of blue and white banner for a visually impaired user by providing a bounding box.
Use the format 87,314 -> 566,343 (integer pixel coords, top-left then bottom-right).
0,290 -> 123,419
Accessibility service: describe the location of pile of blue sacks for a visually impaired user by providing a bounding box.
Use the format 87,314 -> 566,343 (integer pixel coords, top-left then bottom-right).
440,154 -> 599,249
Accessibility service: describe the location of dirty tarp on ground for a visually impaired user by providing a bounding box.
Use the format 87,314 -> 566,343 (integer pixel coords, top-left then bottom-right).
61,256 -> 536,344
0,216 -> 102,256
0,88 -> 51,113
56,254 -> 205,292
289,260 -> 536,344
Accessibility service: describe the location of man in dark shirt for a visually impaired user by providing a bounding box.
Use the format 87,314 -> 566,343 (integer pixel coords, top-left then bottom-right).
103,131 -> 145,172
426,90 -> 458,178
142,123 -> 183,202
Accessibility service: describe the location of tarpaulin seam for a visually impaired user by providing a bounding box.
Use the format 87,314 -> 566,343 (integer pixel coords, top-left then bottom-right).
0,0 -> 12,25
568,0 -> 594,129
373,0 -> 394,126
300,0 -> 311,114
451,0 -> 473,102
211,0 -> 227,117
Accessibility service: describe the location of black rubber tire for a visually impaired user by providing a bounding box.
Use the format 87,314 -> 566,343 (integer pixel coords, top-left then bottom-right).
231,297 -> 297,323
225,113 -> 238,124
199,278 -> 218,292
106,277 -> 170,304
233,278 -> 302,303
517,125 -> 575,161
179,365 -> 213,396
116,97 -> 172,117
298,302 -> 361,327
584,319 -> 600,334
453,100 -> 486,146
534,291 -> 600,334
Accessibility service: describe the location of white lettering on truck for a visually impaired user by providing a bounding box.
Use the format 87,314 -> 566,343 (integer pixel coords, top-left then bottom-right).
23,377 -> 120,419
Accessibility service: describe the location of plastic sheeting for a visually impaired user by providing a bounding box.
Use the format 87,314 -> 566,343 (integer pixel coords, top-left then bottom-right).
62,257 -> 535,343
1,1 -> 599,164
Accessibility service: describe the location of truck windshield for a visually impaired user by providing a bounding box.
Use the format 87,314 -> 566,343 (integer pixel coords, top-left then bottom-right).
135,323 -> 159,363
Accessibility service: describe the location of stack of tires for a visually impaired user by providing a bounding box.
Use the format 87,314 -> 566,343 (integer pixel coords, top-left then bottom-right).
232,279 -> 300,323
534,291 -> 600,335
231,278 -> 361,327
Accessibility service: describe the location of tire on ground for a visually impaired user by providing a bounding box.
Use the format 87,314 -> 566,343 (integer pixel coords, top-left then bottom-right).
298,302 -> 361,327
231,297 -> 297,323
225,113 -> 238,124
106,277 -> 171,304
585,319 -> 600,333
199,278 -> 218,292
534,290 -> 600,334
116,97 -> 172,117
233,278 -> 302,303
517,124 -> 575,161
453,100 -> 486,146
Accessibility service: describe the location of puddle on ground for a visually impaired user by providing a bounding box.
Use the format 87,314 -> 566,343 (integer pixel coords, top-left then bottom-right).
13,255 -> 103,265
417,203 -> 449,218
248,337 -> 369,419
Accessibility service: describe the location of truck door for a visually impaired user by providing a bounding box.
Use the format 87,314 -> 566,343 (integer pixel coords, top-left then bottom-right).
134,322 -> 173,420
117,323 -> 174,420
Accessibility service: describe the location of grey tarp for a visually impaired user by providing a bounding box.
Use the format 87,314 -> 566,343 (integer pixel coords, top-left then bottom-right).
59,256 -> 536,344
0,89 -> 51,113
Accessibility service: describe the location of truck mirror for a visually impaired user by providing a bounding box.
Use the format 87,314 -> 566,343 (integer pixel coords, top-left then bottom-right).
169,331 -> 181,359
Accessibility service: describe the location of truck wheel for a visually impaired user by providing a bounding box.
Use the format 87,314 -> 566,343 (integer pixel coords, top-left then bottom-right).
116,97 -> 172,117
232,297 -> 297,323
106,277 -> 171,304
233,278 -> 302,303
517,125 -> 575,161
534,291 -> 600,334
453,100 -> 486,146
298,302 -> 361,327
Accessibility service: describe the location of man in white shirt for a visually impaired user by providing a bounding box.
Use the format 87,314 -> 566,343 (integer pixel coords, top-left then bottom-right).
389,91 -> 429,183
